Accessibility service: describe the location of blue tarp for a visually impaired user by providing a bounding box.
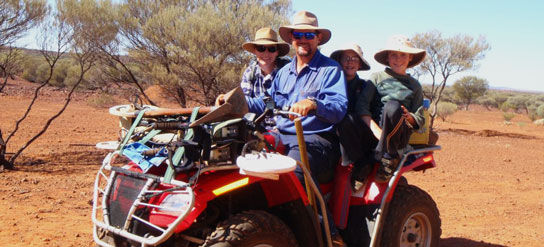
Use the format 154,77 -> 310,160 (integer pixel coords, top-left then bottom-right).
122,142 -> 168,173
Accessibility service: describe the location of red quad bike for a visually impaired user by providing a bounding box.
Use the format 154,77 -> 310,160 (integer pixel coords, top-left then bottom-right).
92,87 -> 442,247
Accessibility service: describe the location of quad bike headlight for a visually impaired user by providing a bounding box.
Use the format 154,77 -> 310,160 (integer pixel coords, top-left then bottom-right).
157,193 -> 193,215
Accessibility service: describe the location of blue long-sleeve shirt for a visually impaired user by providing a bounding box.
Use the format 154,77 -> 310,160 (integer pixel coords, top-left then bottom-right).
246,50 -> 347,134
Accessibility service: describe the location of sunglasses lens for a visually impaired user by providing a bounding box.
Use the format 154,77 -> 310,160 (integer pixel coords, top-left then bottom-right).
256,46 -> 277,53
304,32 -> 316,40
293,31 -> 316,40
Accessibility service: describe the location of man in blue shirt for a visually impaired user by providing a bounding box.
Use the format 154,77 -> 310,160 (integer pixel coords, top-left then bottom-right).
246,10 -> 347,247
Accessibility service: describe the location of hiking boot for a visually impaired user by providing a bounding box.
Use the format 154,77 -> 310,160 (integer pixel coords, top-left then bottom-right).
375,157 -> 400,183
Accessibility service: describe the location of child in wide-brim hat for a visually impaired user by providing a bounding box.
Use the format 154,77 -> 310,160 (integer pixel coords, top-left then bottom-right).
367,34 -> 427,183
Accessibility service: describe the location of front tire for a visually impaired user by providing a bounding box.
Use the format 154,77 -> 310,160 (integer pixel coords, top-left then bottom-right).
200,210 -> 298,247
380,185 -> 441,247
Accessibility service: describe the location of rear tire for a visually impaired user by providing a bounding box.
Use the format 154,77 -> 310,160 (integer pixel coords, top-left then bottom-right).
380,185 -> 441,247
200,210 -> 298,247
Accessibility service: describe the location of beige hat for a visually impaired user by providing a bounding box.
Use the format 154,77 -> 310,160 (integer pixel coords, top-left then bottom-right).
330,43 -> 371,71
374,35 -> 427,68
279,11 -> 331,45
242,28 -> 290,56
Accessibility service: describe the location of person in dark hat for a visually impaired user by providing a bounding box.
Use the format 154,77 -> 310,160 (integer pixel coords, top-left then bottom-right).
246,10 -> 347,247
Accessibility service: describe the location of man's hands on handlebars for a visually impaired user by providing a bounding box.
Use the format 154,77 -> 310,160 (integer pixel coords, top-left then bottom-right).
288,99 -> 317,121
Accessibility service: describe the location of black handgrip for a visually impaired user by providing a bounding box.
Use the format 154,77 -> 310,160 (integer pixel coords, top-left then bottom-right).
152,121 -> 189,130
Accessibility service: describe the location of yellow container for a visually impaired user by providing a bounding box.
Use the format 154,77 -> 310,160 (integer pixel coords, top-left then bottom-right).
409,99 -> 430,145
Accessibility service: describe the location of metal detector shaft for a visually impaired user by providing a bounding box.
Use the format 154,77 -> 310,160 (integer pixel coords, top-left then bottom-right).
294,118 -> 315,206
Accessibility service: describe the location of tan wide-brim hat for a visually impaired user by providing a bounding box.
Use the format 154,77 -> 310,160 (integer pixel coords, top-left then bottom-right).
330,43 -> 371,71
374,35 -> 427,68
279,11 -> 331,46
242,27 -> 290,57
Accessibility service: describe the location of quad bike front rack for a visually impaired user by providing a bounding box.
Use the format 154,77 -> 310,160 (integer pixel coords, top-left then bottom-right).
92,151 -> 195,247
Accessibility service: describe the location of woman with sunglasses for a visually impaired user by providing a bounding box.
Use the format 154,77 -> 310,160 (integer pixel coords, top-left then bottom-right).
240,27 -> 290,98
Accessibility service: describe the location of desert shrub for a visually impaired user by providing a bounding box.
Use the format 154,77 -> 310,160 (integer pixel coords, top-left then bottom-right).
35,63 -> 51,83
492,93 -> 509,108
500,101 -> 513,112
64,65 -> 93,89
534,119 -> 544,126
50,60 -> 72,87
86,93 -> 119,108
478,97 -> 496,110
528,105 -> 538,121
436,102 -> 458,121
537,105 -> 544,118
21,57 -> 44,82
503,112 -> 515,123
506,95 -> 531,114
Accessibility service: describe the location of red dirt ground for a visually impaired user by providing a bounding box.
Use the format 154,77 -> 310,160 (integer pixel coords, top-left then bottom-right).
1,79 -> 543,246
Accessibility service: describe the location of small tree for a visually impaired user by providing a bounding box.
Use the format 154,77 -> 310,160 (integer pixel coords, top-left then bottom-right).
116,0 -> 292,106
492,93 -> 508,109
452,76 -> 489,110
478,97 -> 496,110
412,30 -> 490,128
505,95 -> 530,114
0,46 -> 24,92
435,102 -> 458,121
1,0 -> 97,170
0,0 -> 48,93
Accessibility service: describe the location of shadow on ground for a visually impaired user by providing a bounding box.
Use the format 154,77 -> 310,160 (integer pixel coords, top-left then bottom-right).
441,237 -> 507,247
12,149 -> 110,174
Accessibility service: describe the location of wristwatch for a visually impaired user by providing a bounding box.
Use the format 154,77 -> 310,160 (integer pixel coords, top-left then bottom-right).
307,96 -> 317,109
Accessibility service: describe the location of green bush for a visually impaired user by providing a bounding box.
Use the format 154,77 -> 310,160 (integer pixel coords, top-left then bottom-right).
537,105 -> 544,118
503,112 -> 515,123
534,119 -> 544,126
51,60 -> 72,87
21,57 -> 43,82
528,105 -> 538,121
436,102 -> 458,121
86,93 -> 119,108
478,97 -> 496,110
64,65 -> 93,89
35,63 -> 51,83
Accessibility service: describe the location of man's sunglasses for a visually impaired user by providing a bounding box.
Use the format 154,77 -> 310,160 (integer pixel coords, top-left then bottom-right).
292,31 -> 317,40
255,45 -> 277,53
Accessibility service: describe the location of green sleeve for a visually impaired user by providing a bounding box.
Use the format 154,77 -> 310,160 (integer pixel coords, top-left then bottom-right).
410,79 -> 425,130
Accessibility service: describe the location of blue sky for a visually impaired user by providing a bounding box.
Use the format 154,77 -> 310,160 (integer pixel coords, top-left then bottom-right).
291,0 -> 544,92
16,0 -> 544,92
